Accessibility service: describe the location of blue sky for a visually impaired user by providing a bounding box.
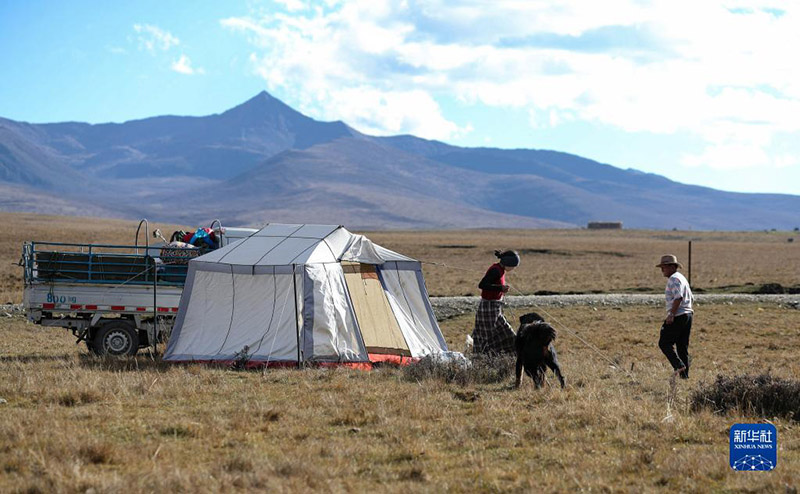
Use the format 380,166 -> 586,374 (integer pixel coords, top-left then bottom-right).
2,0 -> 799,195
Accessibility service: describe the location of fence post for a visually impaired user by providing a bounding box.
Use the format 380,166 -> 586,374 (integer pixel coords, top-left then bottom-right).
688,240 -> 692,285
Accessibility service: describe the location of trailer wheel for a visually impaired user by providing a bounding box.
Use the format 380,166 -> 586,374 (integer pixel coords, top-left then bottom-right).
91,321 -> 139,356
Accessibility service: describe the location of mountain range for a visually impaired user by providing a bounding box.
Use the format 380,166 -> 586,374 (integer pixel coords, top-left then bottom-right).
1,91 -> 798,230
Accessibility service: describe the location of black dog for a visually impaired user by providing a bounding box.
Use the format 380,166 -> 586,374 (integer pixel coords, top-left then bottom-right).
515,312 -> 565,389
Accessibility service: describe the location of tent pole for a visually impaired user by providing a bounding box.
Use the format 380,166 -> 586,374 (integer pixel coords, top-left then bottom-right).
293,264 -> 302,368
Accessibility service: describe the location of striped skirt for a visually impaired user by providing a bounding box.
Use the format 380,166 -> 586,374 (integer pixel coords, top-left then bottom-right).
472,299 -> 516,355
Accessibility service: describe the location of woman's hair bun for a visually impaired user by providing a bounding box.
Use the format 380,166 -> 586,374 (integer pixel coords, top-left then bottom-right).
495,249 -> 520,267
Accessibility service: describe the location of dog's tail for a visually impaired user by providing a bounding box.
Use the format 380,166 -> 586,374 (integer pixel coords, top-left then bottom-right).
540,322 -> 557,346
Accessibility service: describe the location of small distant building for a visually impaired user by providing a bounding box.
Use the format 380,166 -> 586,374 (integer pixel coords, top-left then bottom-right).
587,221 -> 623,230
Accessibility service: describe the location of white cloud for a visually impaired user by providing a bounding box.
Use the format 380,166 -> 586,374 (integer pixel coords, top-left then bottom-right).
274,0 -> 308,12
682,143 -> 771,170
220,17 -> 271,41
132,24 -> 204,76
171,54 -> 205,75
774,154 -> 799,169
221,1 -> 800,167
327,87 -> 470,139
134,24 -> 180,53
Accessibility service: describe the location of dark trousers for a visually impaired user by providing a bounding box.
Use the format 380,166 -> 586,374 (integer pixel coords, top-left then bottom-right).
658,313 -> 692,376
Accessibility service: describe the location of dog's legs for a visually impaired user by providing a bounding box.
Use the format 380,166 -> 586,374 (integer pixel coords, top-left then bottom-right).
547,347 -> 566,388
549,362 -> 566,388
515,357 -> 523,388
534,367 -> 544,388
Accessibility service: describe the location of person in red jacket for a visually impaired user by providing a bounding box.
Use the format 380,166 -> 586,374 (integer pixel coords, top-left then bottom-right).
472,249 -> 520,355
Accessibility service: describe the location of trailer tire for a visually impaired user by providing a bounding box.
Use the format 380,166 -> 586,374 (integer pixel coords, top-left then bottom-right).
91,321 -> 139,356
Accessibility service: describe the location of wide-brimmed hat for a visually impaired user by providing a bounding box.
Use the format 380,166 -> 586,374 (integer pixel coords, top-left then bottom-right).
656,254 -> 682,268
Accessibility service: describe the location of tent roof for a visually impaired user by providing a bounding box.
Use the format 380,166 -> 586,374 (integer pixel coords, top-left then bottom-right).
195,223 -> 415,266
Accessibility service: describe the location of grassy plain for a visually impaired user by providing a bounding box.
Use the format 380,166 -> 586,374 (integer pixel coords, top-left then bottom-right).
366,228 -> 800,297
1,212 -> 799,492
2,303 -> 799,492
2,212 -> 799,302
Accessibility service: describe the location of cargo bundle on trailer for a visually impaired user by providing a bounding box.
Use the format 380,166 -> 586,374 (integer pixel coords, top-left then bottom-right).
21,220 -> 257,356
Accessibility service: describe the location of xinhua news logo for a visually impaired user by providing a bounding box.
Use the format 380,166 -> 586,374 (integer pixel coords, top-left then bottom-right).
730,424 -> 777,471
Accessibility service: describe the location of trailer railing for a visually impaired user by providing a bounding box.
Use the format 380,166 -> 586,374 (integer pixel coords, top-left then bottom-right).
22,241 -> 193,287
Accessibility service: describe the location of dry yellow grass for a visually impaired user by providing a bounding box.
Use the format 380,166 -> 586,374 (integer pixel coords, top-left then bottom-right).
1,303 -> 799,492
2,213 -> 799,491
366,228 -> 800,296
3,212 -> 799,302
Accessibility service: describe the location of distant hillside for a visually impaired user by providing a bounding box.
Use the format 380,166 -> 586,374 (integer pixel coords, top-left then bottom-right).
0,182 -> 126,219
156,137 -> 570,229
1,91 -> 799,230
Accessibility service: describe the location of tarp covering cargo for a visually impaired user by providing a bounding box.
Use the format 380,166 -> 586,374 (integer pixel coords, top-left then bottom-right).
163,224 -> 448,366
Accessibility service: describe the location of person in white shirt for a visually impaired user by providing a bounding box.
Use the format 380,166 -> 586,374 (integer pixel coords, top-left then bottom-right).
656,254 -> 693,379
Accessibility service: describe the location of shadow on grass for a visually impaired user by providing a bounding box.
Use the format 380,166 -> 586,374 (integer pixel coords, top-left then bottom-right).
0,354 -> 74,364
77,352 -> 173,372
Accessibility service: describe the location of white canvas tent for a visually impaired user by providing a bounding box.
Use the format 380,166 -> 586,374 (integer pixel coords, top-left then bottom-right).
163,224 -> 448,367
